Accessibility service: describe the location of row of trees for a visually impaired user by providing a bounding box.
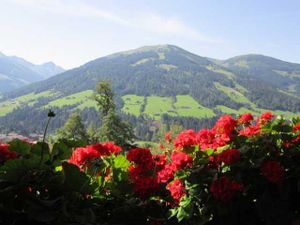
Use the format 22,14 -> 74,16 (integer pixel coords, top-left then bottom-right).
52,81 -> 135,148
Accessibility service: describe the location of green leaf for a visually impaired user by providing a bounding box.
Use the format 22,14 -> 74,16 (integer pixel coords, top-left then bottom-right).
8,139 -> 31,155
31,142 -> 50,157
113,155 -> 130,169
177,207 -> 189,222
51,142 -> 72,163
62,162 -> 94,194
216,145 -> 229,154
204,148 -> 214,156
0,158 -> 39,182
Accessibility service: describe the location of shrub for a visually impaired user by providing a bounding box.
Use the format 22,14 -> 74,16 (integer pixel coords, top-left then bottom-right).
1,112 -> 300,225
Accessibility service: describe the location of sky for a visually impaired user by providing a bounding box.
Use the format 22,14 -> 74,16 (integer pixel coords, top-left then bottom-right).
0,0 -> 300,69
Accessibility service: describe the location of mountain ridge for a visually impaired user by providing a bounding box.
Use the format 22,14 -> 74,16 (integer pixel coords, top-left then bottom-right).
0,52 -> 65,93
0,44 -> 299,134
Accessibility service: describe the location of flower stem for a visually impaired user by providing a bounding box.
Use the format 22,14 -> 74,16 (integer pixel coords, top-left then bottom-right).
43,117 -> 52,143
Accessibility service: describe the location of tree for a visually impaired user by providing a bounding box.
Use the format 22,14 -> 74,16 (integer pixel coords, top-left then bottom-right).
86,123 -> 98,144
94,81 -> 135,148
94,81 -> 116,117
54,112 -> 88,142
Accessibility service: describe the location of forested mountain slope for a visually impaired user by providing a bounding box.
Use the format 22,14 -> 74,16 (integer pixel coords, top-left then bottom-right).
0,45 -> 299,135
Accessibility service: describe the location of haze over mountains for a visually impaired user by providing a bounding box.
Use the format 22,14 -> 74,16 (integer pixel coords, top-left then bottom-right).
0,52 -> 65,92
0,45 -> 299,134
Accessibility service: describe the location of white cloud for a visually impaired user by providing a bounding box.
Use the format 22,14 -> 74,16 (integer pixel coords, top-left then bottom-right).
8,0 -> 129,25
7,0 -> 221,43
132,13 -> 223,43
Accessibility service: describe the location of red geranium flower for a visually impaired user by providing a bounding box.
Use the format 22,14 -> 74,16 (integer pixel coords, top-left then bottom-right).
157,163 -> 176,183
213,114 -> 237,137
238,113 -> 254,124
87,142 -> 121,156
197,129 -> 218,150
68,146 -> 100,168
127,148 -> 154,170
153,154 -> 166,169
0,144 -> 17,164
258,112 -> 274,125
260,160 -> 284,184
206,115 -> 237,149
293,122 -> 300,132
170,151 -> 192,170
210,176 -> 244,202
173,129 -> 197,149
167,179 -> 186,203
131,175 -> 160,199
239,125 -> 260,137
68,142 -> 122,169
216,149 -> 240,165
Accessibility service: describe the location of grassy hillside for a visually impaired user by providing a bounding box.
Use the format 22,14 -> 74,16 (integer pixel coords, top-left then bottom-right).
45,90 -> 95,109
0,90 -> 58,116
121,94 -> 215,119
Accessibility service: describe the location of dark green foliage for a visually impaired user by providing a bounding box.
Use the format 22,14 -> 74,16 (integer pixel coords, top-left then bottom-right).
53,112 -> 88,143
95,81 -> 135,147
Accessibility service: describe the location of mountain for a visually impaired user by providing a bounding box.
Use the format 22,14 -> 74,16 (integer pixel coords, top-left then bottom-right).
218,54 -> 300,92
0,52 -> 65,92
0,45 -> 299,135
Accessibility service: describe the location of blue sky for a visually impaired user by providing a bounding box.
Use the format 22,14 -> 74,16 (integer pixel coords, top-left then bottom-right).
1,0 -> 299,69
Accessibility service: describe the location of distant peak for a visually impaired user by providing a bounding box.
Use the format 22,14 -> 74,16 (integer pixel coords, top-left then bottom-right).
130,44 -> 188,54
226,54 -> 293,64
40,61 -> 65,70
0,51 -> 5,57
106,44 -> 187,59
41,61 -> 56,66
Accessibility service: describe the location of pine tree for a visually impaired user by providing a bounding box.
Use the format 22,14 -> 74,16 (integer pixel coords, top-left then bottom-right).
54,112 -> 88,142
86,122 -> 98,144
94,81 -> 135,147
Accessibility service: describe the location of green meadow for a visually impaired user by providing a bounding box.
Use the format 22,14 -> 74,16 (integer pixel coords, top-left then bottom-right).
0,90 -> 58,116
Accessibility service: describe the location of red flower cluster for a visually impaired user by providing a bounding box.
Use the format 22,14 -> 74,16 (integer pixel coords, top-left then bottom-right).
216,149 -> 240,165
127,148 -> 159,199
214,114 -> 237,136
257,112 -> 274,125
87,142 -> 121,156
239,125 -> 260,137
0,144 -> 17,164
260,160 -> 284,184
157,151 -> 192,184
173,129 -> 197,150
68,142 -> 121,168
238,113 -> 254,124
292,122 -> 300,144
293,122 -> 300,132
173,115 -> 238,152
157,163 -> 176,183
213,115 -> 237,144
129,169 -> 159,199
126,148 -> 154,170
197,129 -> 218,150
170,151 -> 192,170
210,176 -> 244,202
197,115 -> 237,151
166,179 -> 186,203
238,112 -> 274,137
153,154 -> 166,169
